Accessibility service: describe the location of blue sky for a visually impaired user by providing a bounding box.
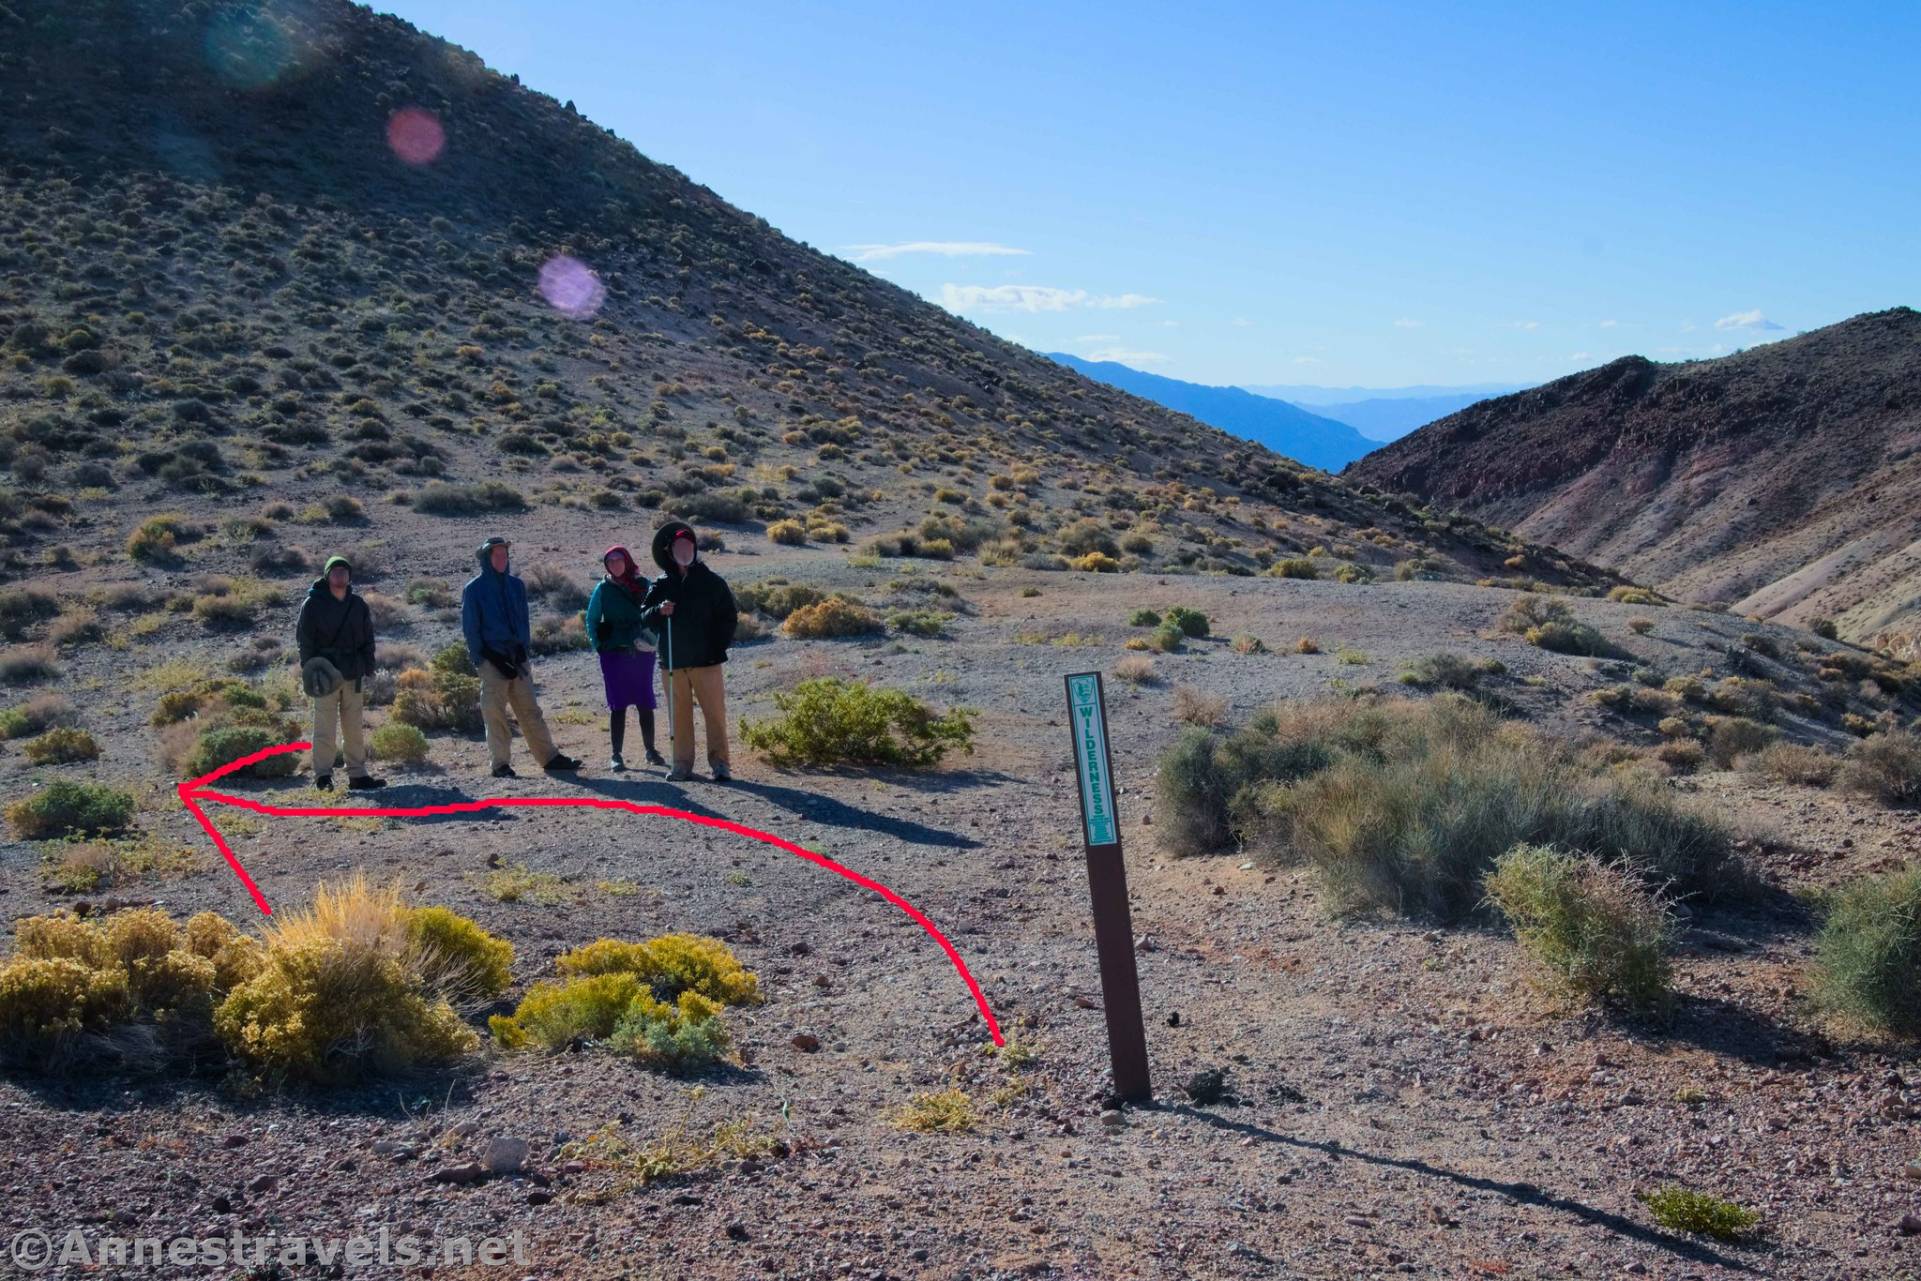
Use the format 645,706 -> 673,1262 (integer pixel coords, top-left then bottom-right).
377,0 -> 1919,388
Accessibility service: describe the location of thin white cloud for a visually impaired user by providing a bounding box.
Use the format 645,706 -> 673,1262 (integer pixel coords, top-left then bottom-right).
1292,355 -> 1324,366
1571,351 -> 1593,360
1082,346 -> 1167,365
1715,309 -> 1784,331
1598,319 -> 1619,329
847,241 -> 1029,263
1512,320 -> 1542,331
1231,317 -> 1254,328
1074,333 -> 1121,343
1392,317 -> 1423,328
940,284 -> 1157,314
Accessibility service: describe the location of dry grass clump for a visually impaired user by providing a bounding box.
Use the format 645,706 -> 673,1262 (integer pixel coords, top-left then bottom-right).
1156,695 -> 1736,922
1484,843 -> 1673,1012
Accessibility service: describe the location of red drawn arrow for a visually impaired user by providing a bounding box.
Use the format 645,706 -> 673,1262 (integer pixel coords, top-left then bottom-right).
178,740 -> 1003,1045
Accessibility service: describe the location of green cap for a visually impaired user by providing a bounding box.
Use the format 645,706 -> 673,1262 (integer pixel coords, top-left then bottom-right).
323,555 -> 351,575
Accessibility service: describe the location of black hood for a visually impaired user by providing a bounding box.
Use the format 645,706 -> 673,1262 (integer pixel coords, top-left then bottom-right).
651,521 -> 698,574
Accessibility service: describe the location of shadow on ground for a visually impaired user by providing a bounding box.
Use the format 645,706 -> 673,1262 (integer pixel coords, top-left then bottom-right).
1164,1104 -> 1764,1273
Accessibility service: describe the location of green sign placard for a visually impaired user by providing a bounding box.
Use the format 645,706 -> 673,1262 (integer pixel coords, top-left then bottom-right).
1066,672 -> 1118,848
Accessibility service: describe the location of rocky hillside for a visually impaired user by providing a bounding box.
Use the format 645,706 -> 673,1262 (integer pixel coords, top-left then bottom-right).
0,0 -> 1621,596
1346,308 -> 1921,648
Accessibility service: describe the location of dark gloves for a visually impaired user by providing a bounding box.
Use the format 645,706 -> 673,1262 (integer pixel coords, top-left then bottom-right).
482,647 -> 520,680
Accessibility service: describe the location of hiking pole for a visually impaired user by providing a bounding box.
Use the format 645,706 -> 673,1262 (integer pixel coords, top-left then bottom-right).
662,611 -> 675,764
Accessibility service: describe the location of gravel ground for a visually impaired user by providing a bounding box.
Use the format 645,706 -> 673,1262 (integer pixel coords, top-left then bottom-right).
3,552 -> 1919,1280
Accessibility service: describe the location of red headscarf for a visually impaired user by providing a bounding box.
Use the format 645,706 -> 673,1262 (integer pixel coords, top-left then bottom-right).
601,545 -> 644,595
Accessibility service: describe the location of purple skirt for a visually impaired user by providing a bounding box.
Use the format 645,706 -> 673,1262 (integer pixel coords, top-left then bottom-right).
599,649 -> 657,711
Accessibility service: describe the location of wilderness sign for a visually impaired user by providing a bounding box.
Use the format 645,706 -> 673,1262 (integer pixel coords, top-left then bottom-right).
1062,672 -> 1151,1102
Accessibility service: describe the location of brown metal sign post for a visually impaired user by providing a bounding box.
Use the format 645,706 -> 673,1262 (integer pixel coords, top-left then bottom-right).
1063,671 -> 1151,1103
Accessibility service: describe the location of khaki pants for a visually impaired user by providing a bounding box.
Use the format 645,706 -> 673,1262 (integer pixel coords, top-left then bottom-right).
312,681 -> 368,780
664,664 -> 730,771
478,661 -> 558,769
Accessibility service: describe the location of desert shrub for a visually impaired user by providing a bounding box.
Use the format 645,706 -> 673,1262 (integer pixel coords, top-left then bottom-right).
491,934 -> 754,1071
888,609 -> 952,637
607,990 -> 733,1071
522,563 -> 588,611
0,906 -> 267,1071
1333,562 -> 1376,584
1128,609 -> 1162,627
1156,696 -> 1736,918
7,780 -> 135,839
0,644 -> 58,684
740,677 -> 975,768
1397,652 -> 1485,692
1172,685 -> 1227,727
415,481 -> 527,515
1484,844 -> 1672,1011
1058,518 -> 1119,558
405,907 -> 513,1001
1068,550 -> 1120,572
1269,557 -> 1319,580
392,664 -> 483,735
213,877 -> 487,1083
1164,606 -> 1209,637
1743,742 -> 1837,787
183,724 -> 299,779
1147,623 -> 1186,653
491,972 -> 636,1049
1838,730 -> 1921,806
766,519 -> 807,546
1809,617 -> 1838,640
1636,1187 -> 1761,1241
1810,868 -> 1921,1037
781,597 -> 883,639
369,721 -> 430,763
1607,586 -> 1662,606
1656,738 -> 1706,772
0,693 -> 74,739
1112,655 -> 1156,684
1230,634 -> 1267,655
1294,636 -> 1321,654
1706,717 -> 1777,767
22,726 -> 98,765
126,513 -> 202,564
556,934 -> 760,1005
0,585 -> 59,640
0,957 -> 135,1065
1627,616 -> 1656,635
1709,676 -> 1777,721
735,582 -> 826,619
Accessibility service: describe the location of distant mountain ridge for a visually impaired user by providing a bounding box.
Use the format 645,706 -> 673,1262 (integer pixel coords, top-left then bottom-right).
1345,308 -> 1921,647
1047,354 -> 1378,470
1244,381 -> 1526,405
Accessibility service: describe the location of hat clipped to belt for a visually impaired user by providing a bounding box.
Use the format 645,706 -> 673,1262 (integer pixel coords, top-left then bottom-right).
302,656 -> 344,698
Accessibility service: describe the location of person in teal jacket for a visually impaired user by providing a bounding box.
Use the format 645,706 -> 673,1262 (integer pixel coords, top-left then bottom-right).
583,545 -> 663,771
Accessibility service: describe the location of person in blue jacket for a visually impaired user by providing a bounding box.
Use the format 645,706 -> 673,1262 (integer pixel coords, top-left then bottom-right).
461,536 -> 581,778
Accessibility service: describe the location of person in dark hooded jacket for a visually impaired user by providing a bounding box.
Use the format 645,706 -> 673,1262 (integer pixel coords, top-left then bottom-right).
294,555 -> 385,791
639,521 -> 738,781
461,535 -> 581,778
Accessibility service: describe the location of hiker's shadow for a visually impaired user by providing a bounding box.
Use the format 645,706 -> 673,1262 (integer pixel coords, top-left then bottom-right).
564,773 -> 729,820
1163,1104 -> 1766,1273
722,776 -> 982,850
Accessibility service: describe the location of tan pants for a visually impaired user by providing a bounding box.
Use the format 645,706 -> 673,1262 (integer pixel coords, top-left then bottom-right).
311,681 -> 368,780
478,661 -> 558,769
664,664 -> 730,771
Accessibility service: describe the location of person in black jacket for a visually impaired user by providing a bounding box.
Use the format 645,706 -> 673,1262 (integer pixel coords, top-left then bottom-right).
639,521 -> 738,781
295,555 -> 386,792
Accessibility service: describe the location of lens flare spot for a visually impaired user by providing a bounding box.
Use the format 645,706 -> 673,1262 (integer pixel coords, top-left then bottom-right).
386,107 -> 446,167
538,256 -> 606,318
